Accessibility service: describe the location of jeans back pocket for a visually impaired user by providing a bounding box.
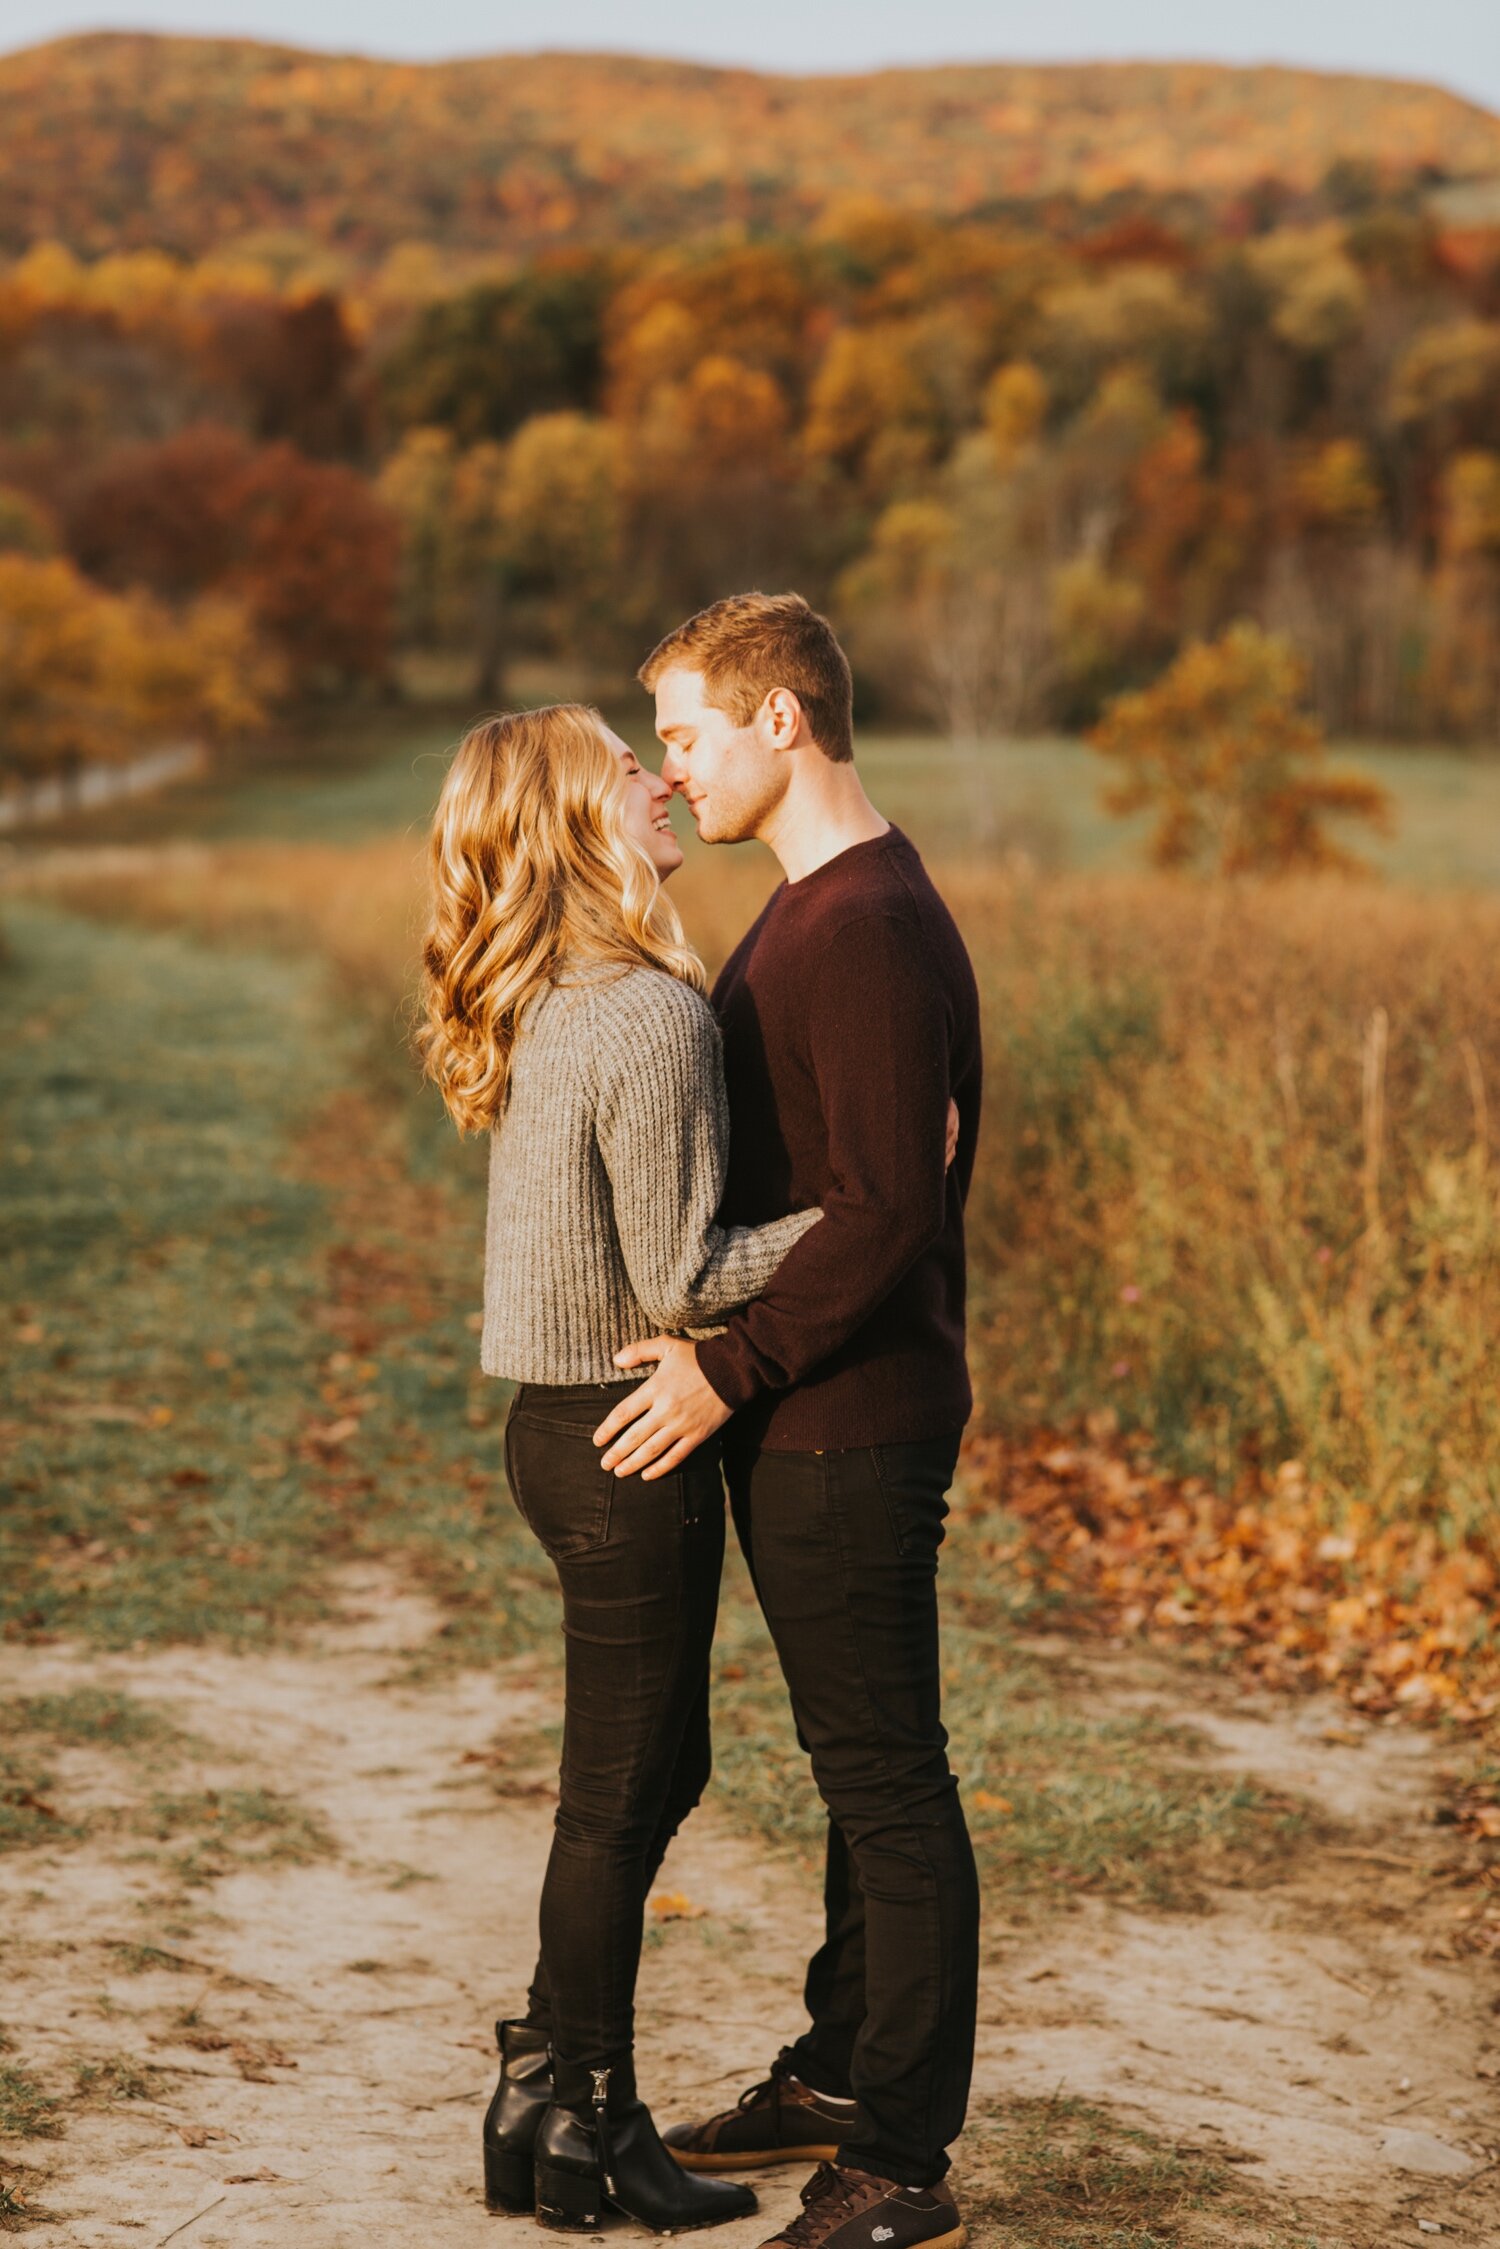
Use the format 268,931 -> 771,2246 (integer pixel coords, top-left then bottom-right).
504,1402 -> 616,1561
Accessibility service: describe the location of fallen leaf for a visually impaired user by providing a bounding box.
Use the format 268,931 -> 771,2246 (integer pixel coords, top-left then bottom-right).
971,1790 -> 1013,1814
225,2168 -> 283,2184
648,1892 -> 706,1922
307,1417 -> 360,1447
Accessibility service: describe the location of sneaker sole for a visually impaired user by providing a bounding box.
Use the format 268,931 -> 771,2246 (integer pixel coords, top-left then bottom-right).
668,2143 -> 843,2171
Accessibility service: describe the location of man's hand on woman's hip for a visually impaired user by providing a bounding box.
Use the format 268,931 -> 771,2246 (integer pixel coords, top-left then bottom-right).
593,1337 -> 732,1478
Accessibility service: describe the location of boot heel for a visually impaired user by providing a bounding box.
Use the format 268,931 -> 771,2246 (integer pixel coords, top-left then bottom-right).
534,2162 -> 605,2232
484,2139 -> 535,2214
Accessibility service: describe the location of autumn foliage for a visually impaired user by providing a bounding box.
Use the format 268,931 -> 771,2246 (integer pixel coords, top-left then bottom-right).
0,553 -> 271,779
1,36 -> 1497,259
1089,623 -> 1392,874
5,35 -> 1500,777
65,427 -> 399,695
962,1429 -> 1500,1729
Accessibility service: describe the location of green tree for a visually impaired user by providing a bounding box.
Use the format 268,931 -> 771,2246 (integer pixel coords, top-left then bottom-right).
379,258 -> 610,443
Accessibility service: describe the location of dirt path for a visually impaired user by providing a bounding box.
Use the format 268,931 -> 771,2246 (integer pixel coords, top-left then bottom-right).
3,1573 -> 1495,2249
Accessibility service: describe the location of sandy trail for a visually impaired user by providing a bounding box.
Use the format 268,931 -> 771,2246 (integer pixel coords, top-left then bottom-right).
2,1570 -> 1495,2248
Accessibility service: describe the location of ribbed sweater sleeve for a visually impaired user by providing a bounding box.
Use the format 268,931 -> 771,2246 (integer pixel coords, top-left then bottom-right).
581,975 -> 821,1335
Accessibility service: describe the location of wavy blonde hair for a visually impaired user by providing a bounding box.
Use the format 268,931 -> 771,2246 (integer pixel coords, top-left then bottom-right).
418,703 -> 704,1134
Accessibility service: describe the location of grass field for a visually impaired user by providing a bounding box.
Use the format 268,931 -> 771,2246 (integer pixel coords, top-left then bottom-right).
5,714 -> 1497,2243
5,715 -> 1368,1895
15,701 -> 1500,888
6,711 -> 1499,1751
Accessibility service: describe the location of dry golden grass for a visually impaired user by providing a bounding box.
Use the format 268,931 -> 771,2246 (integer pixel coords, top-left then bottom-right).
941,870 -> 1500,1537
20,842 -> 1499,1551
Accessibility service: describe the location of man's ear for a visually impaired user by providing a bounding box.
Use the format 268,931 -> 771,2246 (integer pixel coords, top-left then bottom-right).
761,687 -> 805,748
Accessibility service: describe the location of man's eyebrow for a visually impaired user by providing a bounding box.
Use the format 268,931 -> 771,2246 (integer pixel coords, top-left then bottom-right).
657,724 -> 690,743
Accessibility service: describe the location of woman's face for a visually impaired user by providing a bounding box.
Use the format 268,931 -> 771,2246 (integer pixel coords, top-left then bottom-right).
606,726 -> 683,879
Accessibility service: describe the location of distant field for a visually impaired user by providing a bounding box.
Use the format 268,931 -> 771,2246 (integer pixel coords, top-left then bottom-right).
17,712 -> 1500,891
10,696 -> 1499,1536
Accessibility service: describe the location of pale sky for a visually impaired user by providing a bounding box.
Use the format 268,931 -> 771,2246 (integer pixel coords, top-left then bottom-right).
3,0 -> 1498,112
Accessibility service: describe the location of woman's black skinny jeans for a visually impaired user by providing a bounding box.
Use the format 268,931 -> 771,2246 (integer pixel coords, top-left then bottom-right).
504,1380 -> 724,2067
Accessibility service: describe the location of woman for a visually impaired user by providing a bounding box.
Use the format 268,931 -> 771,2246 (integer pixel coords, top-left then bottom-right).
418,704 -> 821,2234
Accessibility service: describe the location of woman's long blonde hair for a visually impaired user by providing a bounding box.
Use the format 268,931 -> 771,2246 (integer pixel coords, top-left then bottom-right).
418,703 -> 704,1134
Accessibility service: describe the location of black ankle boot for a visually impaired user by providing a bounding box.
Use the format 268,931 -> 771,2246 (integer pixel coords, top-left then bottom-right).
483,2018 -> 553,2213
534,2053 -> 758,2234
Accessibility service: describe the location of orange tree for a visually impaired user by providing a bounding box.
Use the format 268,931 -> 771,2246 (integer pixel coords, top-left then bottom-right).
1089,621 -> 1392,874
0,553 -> 270,785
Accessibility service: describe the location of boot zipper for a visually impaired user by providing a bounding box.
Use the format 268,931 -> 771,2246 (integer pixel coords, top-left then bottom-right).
591,2066 -> 618,2199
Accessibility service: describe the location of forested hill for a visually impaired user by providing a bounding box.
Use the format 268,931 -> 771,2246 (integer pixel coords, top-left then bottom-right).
3,32 -> 1500,259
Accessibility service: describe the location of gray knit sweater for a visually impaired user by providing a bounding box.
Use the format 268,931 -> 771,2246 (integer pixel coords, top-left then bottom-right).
481,962 -> 821,1384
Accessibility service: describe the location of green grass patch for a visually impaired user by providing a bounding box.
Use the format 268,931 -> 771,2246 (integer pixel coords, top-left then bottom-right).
0,2173 -> 34,2225
103,1942 -> 195,1976
0,1741 -> 80,1855
961,2095 -> 1306,2248
0,899 -> 561,1660
133,1787 -> 335,1886
1,1688 -> 182,1751
0,904 -> 357,1646
71,2055 -> 164,2105
0,2066 -> 61,2142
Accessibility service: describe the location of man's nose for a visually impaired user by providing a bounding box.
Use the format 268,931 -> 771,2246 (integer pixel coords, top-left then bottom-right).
660,746 -> 685,789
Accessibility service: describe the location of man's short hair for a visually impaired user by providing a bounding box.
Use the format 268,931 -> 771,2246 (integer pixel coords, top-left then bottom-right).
638,592 -> 855,764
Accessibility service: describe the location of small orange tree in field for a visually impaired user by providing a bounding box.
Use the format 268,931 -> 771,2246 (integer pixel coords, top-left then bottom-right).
1090,621 -> 1392,874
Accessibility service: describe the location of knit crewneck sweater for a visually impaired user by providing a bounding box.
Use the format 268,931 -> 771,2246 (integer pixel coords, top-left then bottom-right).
697,827 -> 982,1450
480,962 -> 821,1385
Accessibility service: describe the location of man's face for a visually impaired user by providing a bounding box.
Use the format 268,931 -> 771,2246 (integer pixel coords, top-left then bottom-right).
654,667 -> 789,845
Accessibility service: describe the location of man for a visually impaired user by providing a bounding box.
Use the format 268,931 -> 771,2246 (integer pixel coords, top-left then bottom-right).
594,592 -> 980,2249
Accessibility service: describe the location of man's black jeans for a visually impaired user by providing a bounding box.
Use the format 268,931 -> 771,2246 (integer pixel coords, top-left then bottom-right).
723,1428 -> 979,2188
505,1380 -> 724,2066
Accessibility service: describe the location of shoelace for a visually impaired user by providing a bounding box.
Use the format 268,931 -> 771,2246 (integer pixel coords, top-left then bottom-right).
733,2045 -> 797,2118
779,2163 -> 867,2248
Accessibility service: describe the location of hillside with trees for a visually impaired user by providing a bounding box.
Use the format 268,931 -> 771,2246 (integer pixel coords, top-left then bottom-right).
1,34 -> 1499,259
4,33 -> 1500,795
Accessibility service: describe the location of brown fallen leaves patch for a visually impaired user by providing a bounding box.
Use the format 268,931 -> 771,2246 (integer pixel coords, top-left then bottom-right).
963,1428 -> 1500,1952
961,1428 -> 1500,1878
963,1430 -> 1498,1721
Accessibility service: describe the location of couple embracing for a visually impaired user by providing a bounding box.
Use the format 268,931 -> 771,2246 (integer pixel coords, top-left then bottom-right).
419,594 -> 982,2249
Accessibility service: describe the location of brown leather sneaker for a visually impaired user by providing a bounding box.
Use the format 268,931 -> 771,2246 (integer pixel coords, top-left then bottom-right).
664,2049 -> 857,2170
760,2162 -> 966,2249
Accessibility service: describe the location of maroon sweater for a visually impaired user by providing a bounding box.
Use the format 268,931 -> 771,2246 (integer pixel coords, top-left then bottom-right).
696,827 -> 981,1450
